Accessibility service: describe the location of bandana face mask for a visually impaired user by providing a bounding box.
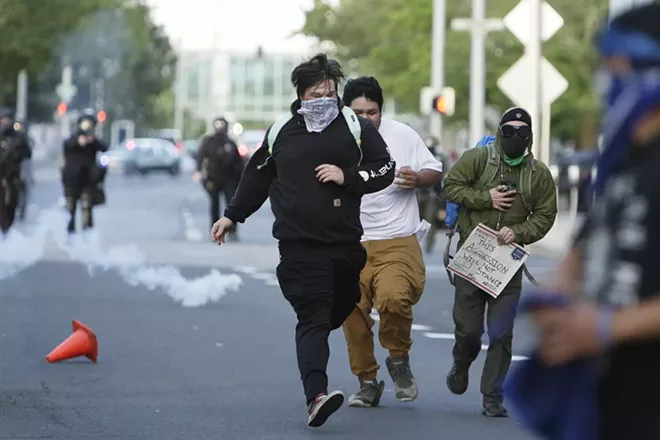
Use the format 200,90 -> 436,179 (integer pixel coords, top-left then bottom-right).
297,97 -> 340,133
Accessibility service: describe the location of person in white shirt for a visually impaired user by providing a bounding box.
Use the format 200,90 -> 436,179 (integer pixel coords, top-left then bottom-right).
341,77 -> 443,407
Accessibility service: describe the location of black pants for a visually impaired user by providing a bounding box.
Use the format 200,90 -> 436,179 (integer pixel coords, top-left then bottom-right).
276,240 -> 367,404
205,180 -> 238,232
65,185 -> 94,233
451,269 -> 523,402
0,180 -> 18,234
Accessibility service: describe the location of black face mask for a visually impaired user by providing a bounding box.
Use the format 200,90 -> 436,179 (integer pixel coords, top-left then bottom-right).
501,136 -> 529,159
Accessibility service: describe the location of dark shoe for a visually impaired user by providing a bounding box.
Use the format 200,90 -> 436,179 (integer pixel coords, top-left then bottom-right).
307,391 -> 344,427
446,362 -> 469,395
347,378 -> 385,408
482,400 -> 509,418
386,356 -> 418,402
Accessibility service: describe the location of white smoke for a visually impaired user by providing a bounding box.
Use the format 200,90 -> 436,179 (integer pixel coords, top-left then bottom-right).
0,207 -> 242,307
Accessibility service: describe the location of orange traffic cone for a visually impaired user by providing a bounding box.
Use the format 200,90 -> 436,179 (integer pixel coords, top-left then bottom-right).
46,320 -> 98,363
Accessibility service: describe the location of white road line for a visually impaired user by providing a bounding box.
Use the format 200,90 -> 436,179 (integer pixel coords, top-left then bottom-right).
423,332 -> 529,361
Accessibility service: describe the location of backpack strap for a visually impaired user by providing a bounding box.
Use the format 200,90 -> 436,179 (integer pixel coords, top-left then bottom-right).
341,106 -> 363,165
518,158 -> 536,214
267,113 -> 294,155
474,143 -> 501,189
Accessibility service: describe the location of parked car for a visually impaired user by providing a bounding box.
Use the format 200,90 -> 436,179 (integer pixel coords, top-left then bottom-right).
237,130 -> 266,158
100,138 -> 181,176
148,128 -> 184,154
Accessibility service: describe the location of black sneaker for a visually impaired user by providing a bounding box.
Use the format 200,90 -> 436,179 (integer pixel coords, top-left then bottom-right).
446,362 -> 469,395
386,356 -> 418,402
347,379 -> 385,408
307,391 -> 344,427
482,400 -> 509,418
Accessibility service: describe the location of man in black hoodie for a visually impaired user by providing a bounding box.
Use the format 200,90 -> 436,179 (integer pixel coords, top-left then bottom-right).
194,116 -> 243,239
0,108 -> 31,234
211,54 -> 395,427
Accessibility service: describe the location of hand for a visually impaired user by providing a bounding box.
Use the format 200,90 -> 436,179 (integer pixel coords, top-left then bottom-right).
497,226 -> 515,245
315,164 -> 344,185
395,166 -> 419,190
193,171 -> 202,183
531,302 -> 603,366
77,135 -> 88,146
211,217 -> 234,245
489,185 -> 516,211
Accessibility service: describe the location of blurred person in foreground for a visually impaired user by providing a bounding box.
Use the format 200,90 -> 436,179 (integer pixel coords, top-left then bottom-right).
518,5 -> 660,439
0,108 -> 31,234
193,116 -> 243,240
443,107 -> 558,417
340,76 -> 442,407
211,54 -> 395,427
61,111 -> 108,235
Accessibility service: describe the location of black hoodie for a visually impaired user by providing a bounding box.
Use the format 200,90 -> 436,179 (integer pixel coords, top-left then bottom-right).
224,99 -> 395,244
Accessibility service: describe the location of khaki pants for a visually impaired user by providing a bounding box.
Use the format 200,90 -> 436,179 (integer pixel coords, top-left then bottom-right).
342,235 -> 426,379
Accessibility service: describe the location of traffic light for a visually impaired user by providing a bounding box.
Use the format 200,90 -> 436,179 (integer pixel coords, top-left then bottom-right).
97,110 -> 107,122
57,102 -> 67,115
431,87 -> 456,116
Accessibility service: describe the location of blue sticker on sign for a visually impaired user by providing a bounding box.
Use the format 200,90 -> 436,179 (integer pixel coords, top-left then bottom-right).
511,247 -> 525,261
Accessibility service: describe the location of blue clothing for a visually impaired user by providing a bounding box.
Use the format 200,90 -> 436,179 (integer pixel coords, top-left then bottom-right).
445,135 -> 496,228
503,292 -> 599,440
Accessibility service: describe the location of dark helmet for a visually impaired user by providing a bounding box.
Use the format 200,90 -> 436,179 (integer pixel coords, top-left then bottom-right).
212,116 -> 229,133
77,109 -> 97,134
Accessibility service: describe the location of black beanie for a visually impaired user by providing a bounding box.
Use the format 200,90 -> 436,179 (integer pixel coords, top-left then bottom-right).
500,107 -> 532,129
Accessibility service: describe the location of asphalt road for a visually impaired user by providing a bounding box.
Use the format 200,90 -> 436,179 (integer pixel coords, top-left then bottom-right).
0,162 -> 553,439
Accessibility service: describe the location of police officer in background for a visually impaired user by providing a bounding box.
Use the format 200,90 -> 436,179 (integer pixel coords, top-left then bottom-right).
193,116 -> 243,240
14,121 -> 34,222
61,111 -> 108,234
0,108 -> 31,234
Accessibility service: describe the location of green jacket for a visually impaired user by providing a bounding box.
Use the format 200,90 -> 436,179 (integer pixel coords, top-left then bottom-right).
443,138 -> 558,247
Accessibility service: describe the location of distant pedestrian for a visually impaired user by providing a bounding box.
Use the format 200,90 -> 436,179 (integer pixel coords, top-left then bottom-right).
210,54 -> 395,427
194,116 -> 243,240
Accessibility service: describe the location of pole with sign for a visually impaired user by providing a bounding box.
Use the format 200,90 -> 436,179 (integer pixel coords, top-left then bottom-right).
450,0 -> 505,148
56,65 -> 78,140
497,0 -> 567,165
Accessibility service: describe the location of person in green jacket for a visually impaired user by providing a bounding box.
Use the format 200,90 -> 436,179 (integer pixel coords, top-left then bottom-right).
442,107 -> 557,417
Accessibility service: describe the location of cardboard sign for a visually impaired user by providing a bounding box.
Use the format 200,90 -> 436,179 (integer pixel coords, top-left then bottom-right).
447,223 -> 529,298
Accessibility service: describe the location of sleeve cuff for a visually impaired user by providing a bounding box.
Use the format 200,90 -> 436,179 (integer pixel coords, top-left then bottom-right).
341,167 -> 358,188
223,209 -> 241,224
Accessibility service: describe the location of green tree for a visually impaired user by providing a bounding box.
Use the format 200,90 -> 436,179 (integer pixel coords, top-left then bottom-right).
30,1 -> 177,132
0,0 -> 118,106
301,0 -> 609,148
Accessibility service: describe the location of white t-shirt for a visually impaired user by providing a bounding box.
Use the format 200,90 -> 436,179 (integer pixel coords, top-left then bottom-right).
360,119 -> 443,242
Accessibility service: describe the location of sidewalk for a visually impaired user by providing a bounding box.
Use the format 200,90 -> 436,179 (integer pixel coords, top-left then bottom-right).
528,212 -> 585,259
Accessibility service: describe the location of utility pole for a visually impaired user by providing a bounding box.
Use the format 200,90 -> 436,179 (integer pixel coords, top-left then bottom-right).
430,0 -> 446,143
451,0 -> 504,148
174,40 -> 186,136
527,0 -> 542,159
16,70 -> 28,122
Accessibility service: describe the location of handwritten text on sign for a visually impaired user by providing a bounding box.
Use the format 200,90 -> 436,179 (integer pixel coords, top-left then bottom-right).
447,223 -> 529,298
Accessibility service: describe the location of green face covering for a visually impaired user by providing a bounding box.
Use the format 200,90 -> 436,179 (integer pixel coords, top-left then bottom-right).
503,154 -> 526,166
